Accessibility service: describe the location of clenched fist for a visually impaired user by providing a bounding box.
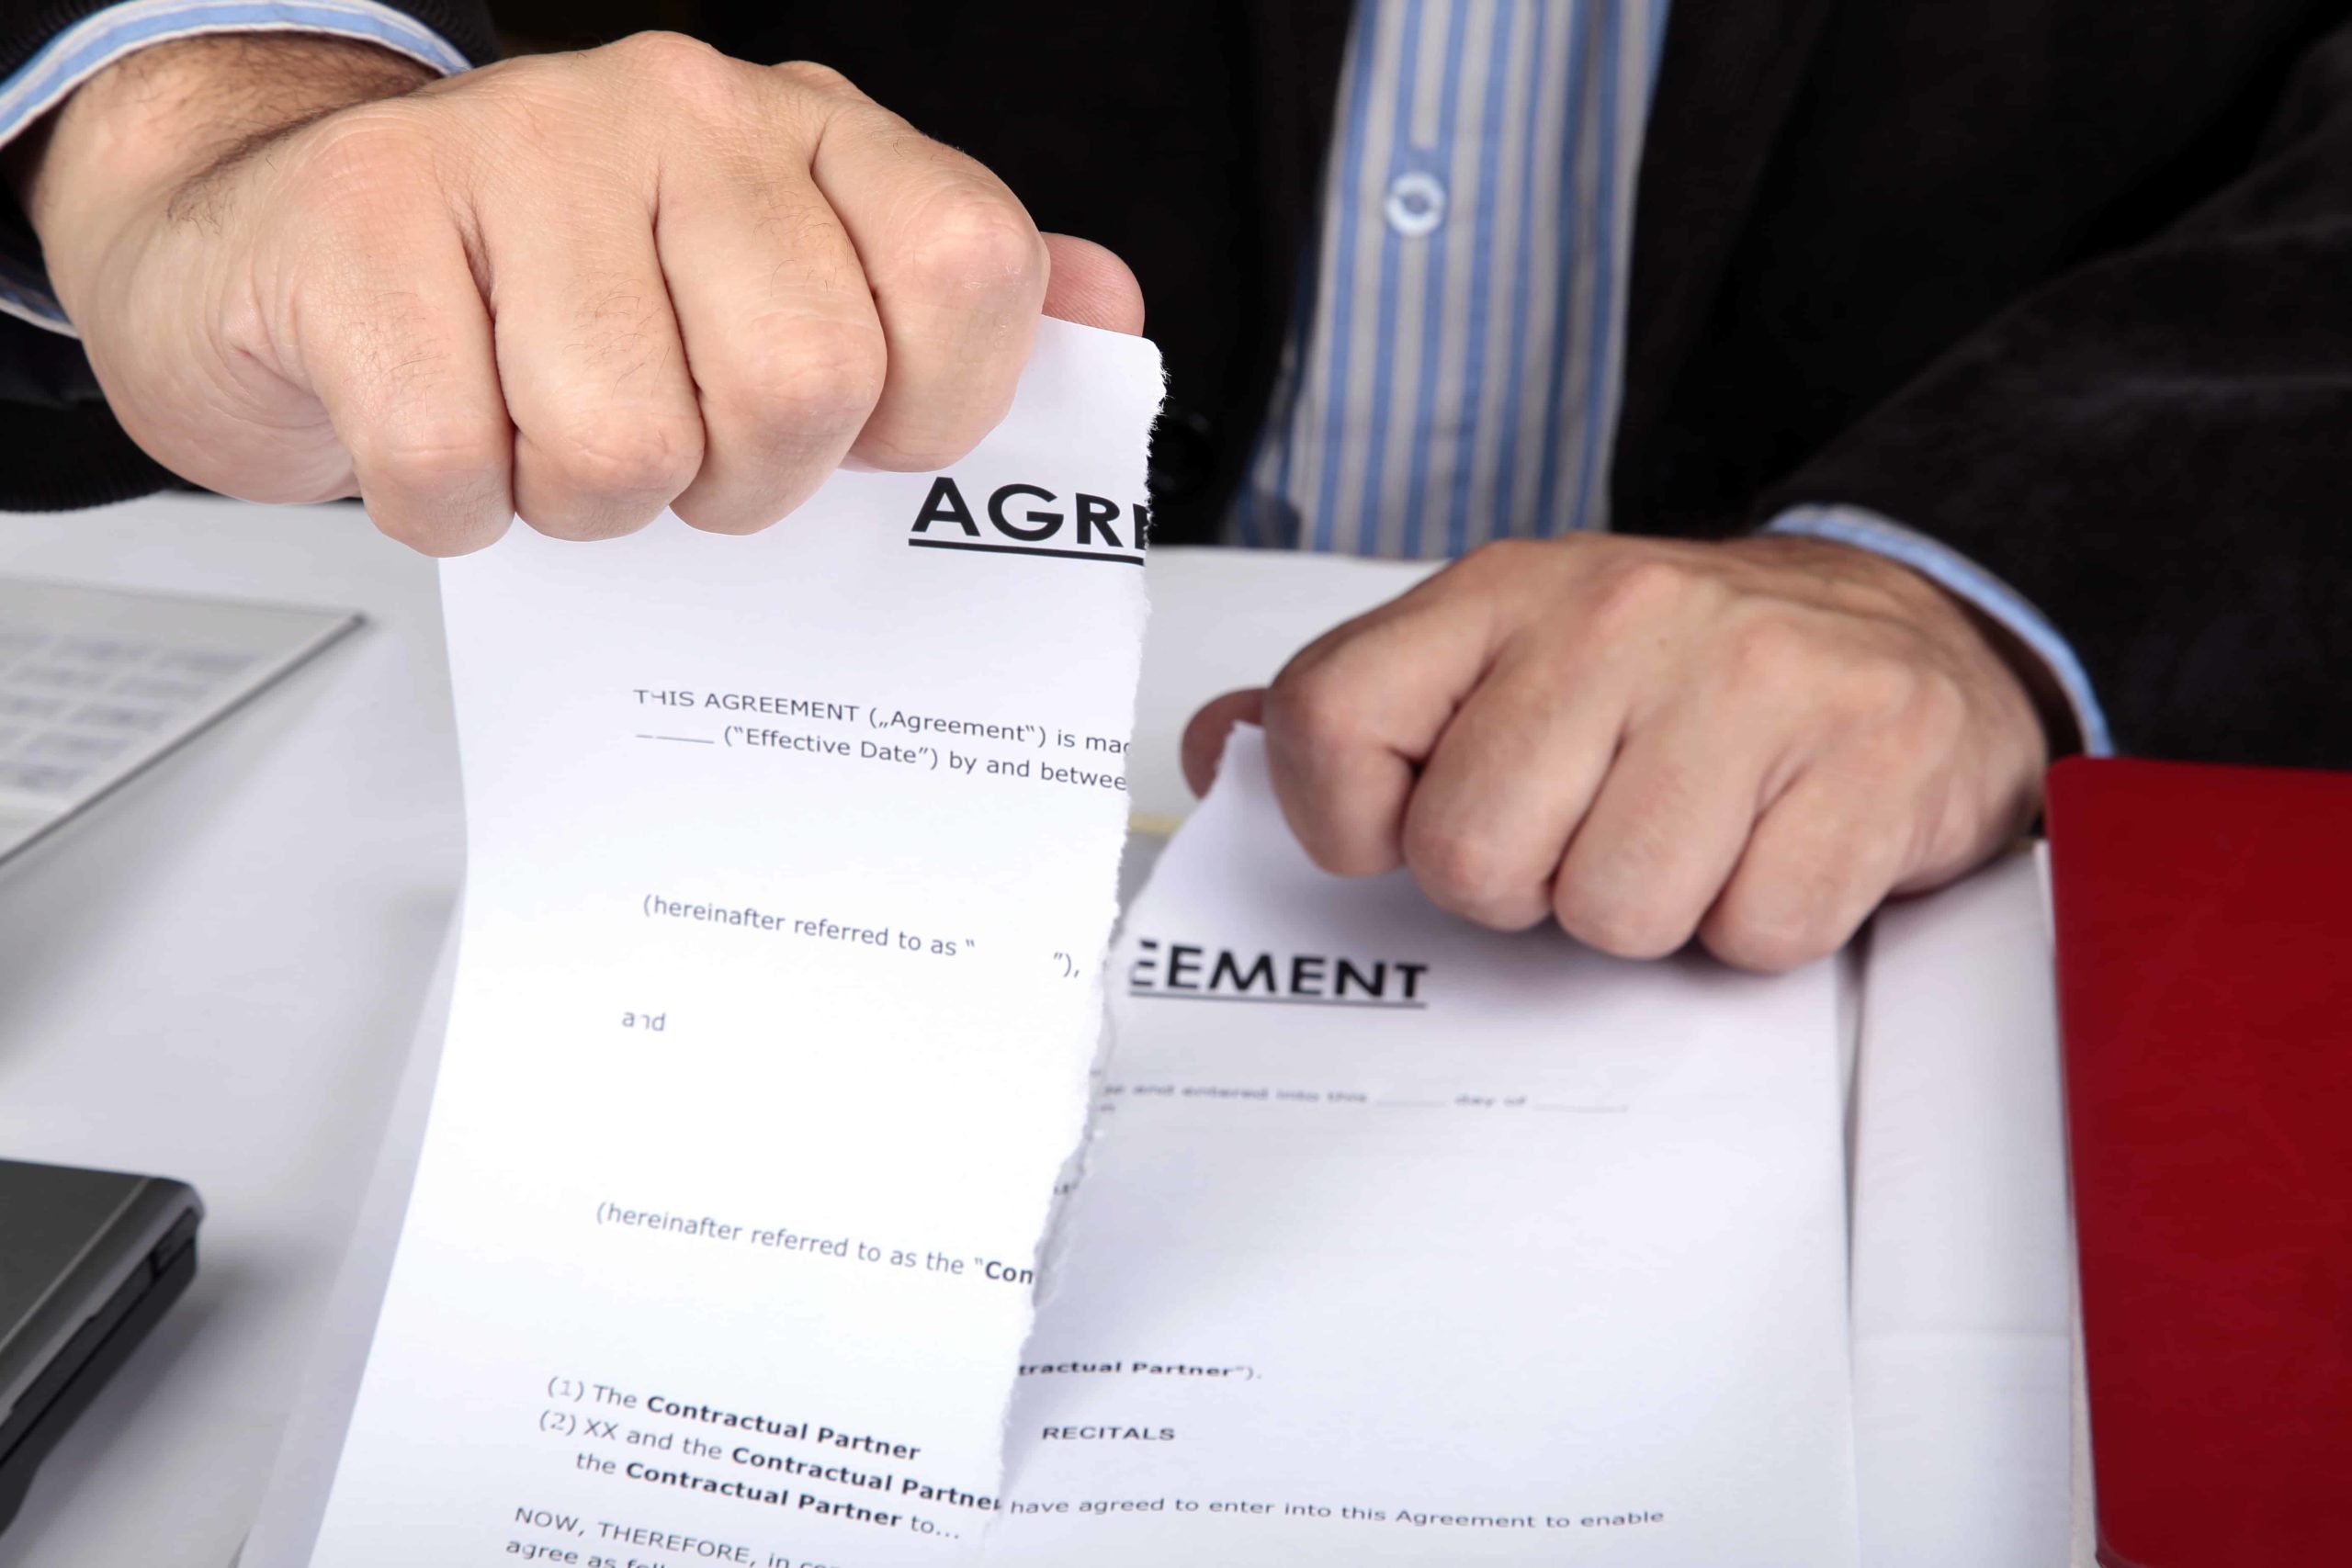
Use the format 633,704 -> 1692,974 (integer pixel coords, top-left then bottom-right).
12,32 -> 1141,552
1184,535 -> 2055,972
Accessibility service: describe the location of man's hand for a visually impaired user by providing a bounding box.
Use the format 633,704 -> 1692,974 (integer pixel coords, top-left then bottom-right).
1182,536 -> 2051,972
9,33 -> 1141,552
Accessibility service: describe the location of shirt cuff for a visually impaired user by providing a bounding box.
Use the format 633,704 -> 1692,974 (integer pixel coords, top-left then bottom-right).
1762,503 -> 2114,757
0,0 -> 476,337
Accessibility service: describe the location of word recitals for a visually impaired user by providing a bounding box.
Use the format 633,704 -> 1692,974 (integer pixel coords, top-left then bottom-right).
297,321 -> 1164,1567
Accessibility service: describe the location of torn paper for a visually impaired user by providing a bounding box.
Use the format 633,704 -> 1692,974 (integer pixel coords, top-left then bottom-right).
984,728 -> 1860,1566
301,319 -> 1162,1567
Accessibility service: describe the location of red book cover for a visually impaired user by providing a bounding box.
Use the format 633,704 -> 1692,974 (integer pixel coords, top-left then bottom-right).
2046,757 -> 2352,1567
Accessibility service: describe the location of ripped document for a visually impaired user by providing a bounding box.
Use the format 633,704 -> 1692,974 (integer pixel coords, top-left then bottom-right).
984,728 -> 1860,1566
301,320 -> 1163,1567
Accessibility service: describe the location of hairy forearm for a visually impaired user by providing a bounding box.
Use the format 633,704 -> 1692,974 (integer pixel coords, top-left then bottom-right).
6,35 -> 435,310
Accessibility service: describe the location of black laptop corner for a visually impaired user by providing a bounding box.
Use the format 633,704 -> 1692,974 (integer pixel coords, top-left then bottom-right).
0,1157 -> 203,1538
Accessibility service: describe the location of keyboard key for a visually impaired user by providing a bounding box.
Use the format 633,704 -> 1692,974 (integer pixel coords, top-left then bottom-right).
69,702 -> 171,733
0,760 -> 90,797
26,730 -> 130,762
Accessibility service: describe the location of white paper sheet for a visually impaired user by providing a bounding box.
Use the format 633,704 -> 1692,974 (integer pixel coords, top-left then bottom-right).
300,319 -> 1164,1567
978,728 -> 1860,1566
1848,855 -> 2075,1566
241,915 -> 462,1568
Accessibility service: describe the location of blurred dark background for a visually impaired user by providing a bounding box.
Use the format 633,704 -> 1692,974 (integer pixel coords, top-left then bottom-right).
494,0 -> 690,54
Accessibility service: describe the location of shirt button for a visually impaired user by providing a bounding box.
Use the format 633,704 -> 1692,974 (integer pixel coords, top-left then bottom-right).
1384,171 -> 1447,238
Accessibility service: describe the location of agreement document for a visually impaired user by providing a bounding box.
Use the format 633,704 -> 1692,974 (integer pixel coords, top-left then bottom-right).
984,728 -> 1860,1565
303,321 -> 1165,1567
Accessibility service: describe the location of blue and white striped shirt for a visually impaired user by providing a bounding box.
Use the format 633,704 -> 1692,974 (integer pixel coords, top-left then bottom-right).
1234,0 -> 2110,752
0,0 -> 2107,750
1236,0 -> 1658,557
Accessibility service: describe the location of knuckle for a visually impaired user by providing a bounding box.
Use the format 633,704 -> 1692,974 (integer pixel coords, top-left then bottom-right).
1833,649 -> 1924,714
1453,536 -> 1544,583
1824,655 -> 1970,759
609,29 -> 732,89
537,414 -> 700,501
356,434 -> 508,557
1702,908 -> 1832,975
1889,665 -> 1970,750
356,423 -> 507,500
1269,773 -> 1405,880
711,320 -> 888,444
1834,660 -> 1912,724
1589,554 -> 1701,639
1553,882 -> 1692,962
1724,613 -> 1822,701
769,58 -> 862,98
1262,659 -> 1369,760
900,185 -> 1047,304
1404,826 -> 1532,925
1443,536 -> 1569,615
1293,827 -> 1382,880
1259,663 -> 1404,882
855,423 -> 982,474
367,512 -> 442,553
372,512 -> 498,558
1702,885 -> 1844,974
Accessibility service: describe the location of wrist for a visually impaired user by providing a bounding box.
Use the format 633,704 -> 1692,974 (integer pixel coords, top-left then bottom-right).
1758,504 -> 2110,760
1939,592 -> 2079,758
1736,533 -> 2053,774
1830,539 -> 2063,770
7,34 -> 435,322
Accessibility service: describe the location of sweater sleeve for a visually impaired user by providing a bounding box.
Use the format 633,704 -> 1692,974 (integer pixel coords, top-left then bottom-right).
1751,14 -> 2352,768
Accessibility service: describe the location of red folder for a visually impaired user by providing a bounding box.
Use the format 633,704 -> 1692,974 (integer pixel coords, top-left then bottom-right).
2046,758 -> 2352,1568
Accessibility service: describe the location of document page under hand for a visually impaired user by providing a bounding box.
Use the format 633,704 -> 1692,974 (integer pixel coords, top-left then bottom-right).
986,729 -> 1860,1566
303,321 -> 1162,1567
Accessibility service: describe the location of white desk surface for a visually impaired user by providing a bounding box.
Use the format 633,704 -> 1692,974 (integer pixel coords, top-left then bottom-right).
0,497 -> 1436,1567
2,497 -> 462,1568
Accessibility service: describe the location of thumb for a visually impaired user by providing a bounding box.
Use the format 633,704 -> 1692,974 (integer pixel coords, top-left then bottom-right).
1181,688 -> 1267,796
1041,233 -> 1145,334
